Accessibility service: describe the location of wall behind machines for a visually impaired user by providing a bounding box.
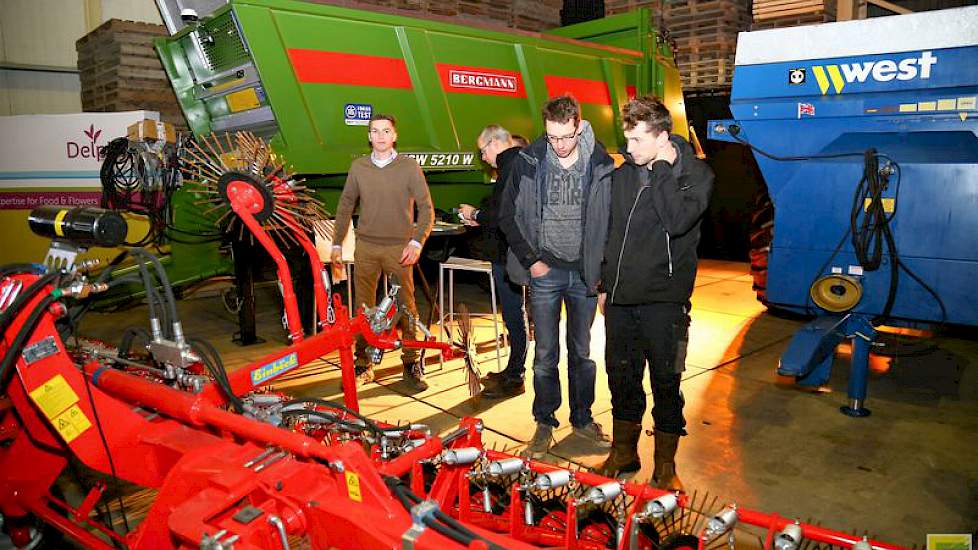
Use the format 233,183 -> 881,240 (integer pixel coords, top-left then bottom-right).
0,1 -> 163,116
0,111 -> 159,265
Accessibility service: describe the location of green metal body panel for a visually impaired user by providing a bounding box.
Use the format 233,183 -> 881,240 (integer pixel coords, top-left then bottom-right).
157,0 -> 686,185
153,1 -> 686,285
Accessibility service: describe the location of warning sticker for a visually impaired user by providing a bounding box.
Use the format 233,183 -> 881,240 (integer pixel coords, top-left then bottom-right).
345,471 -> 363,502
52,404 -> 92,443
28,374 -> 80,420
226,87 -> 261,113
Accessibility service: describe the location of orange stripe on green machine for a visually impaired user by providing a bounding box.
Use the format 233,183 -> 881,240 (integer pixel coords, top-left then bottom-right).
287,49 -> 413,89
545,75 -> 612,105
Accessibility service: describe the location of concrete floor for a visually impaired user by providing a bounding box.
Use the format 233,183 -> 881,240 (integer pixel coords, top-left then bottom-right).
77,259 -> 978,547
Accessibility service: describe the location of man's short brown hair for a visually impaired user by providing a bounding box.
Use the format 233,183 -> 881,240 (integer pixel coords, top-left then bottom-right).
369,113 -> 397,128
542,95 -> 580,125
622,95 -> 672,135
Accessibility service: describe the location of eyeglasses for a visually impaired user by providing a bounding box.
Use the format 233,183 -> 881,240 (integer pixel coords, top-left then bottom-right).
546,130 -> 578,145
479,139 -> 494,155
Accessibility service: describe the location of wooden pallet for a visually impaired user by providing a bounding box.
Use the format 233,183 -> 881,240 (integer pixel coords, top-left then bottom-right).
606,0 -> 662,15
751,12 -> 834,28
678,55 -> 736,89
753,0 -> 835,16
76,19 -> 186,129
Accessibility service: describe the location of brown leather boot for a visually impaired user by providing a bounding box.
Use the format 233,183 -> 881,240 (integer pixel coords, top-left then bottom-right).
593,420 -> 642,477
650,431 -> 684,492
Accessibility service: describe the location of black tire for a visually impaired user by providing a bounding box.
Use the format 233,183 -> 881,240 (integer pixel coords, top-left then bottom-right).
749,188 -> 774,305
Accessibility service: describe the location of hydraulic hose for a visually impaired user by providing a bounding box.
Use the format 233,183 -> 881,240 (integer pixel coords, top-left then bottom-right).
0,272 -> 58,338
130,248 -> 179,331
0,292 -> 60,390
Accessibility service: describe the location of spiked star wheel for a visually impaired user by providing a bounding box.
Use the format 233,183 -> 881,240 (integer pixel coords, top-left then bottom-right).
456,303 -> 482,397
181,131 -> 332,246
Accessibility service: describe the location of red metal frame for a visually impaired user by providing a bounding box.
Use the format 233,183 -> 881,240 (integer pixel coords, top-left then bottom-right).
0,193 -> 914,549
0,279 -> 913,548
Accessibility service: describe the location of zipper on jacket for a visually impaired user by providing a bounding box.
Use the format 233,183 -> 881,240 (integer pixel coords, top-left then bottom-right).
665,231 -> 673,277
610,186 -> 649,303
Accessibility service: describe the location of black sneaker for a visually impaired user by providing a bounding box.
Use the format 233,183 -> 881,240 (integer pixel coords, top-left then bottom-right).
482,377 -> 525,399
402,363 -> 428,392
482,370 -> 508,386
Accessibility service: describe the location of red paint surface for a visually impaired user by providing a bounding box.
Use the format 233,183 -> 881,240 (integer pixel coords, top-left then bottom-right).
288,49 -> 413,89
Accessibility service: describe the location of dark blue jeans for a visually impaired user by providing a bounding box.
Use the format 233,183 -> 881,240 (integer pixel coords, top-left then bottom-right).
492,262 -> 528,380
529,267 -> 597,428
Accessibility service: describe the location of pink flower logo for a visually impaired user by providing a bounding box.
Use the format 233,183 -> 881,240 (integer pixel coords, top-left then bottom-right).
83,124 -> 102,142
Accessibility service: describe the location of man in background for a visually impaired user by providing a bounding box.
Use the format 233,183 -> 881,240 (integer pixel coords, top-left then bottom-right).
458,125 -> 527,399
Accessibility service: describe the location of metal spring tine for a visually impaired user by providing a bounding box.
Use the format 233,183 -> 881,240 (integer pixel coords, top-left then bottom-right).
217,131 -> 233,163
201,133 -> 227,172
213,208 -> 235,228
200,202 -> 228,217
182,146 -> 225,178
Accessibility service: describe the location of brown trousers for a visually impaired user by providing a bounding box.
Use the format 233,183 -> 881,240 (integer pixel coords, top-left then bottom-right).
353,240 -> 419,366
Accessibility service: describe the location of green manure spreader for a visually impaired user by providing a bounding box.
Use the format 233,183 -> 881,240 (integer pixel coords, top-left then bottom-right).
148,0 -> 687,303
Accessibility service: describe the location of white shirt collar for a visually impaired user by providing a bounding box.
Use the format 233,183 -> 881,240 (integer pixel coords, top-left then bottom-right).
370,148 -> 397,168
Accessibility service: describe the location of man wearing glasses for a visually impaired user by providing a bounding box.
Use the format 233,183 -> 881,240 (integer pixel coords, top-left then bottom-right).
498,95 -> 614,458
332,114 -> 434,392
457,125 -> 528,399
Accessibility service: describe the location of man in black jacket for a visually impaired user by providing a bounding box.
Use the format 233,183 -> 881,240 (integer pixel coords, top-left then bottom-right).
458,125 -> 527,398
595,96 -> 713,490
499,95 -> 614,459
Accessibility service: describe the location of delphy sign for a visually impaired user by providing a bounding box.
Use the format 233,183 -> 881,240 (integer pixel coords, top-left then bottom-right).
0,111 -> 156,209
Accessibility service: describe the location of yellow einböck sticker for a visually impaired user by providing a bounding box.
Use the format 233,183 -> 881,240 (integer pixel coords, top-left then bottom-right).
345,471 -> 363,502
52,404 -> 92,443
28,374 -> 80,420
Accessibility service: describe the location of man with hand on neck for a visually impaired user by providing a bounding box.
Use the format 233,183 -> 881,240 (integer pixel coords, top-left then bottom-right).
331,113 -> 434,392
594,95 -> 713,491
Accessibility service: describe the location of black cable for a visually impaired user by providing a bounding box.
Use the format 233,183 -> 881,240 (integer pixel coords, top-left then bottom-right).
0,293 -> 58,391
117,326 -> 151,359
130,248 -> 179,331
386,478 -> 478,545
280,408 -> 378,433
731,131 -> 947,326
188,337 -> 243,413
385,477 -> 507,549
282,398 -> 409,435
101,137 -> 162,248
0,272 -> 57,338
729,129 -> 869,162
81,367 -> 131,536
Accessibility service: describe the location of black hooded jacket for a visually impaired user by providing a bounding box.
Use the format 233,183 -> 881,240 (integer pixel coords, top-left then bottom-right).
474,146 -> 521,264
600,135 -> 714,305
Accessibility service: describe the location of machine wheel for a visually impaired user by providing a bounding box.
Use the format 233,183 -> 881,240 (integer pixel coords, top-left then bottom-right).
749,188 -> 774,305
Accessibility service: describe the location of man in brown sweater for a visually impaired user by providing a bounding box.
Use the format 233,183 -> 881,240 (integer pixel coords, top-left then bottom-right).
331,114 -> 434,391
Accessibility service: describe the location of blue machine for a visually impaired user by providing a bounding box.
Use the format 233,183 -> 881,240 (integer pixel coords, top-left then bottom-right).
709,7 -> 978,416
